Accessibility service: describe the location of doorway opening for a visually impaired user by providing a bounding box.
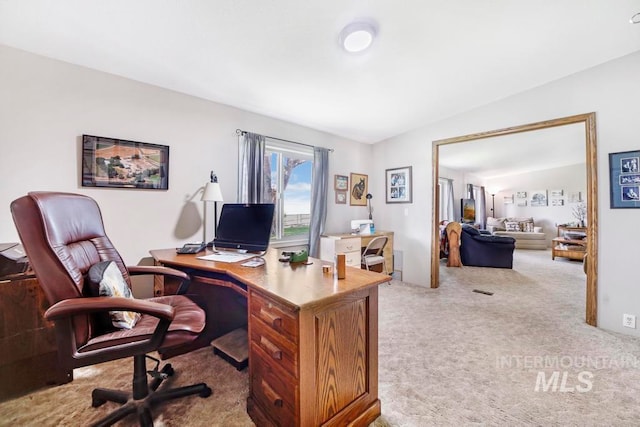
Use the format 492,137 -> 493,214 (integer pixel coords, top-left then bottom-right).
430,113 -> 598,326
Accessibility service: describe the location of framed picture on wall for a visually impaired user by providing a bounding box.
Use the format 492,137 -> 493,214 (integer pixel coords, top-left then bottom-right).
82,134 -> 169,190
334,174 -> 348,191
609,150 -> 640,208
385,166 -> 413,203
349,172 -> 368,206
461,198 -> 475,223
335,191 -> 347,204
568,191 -> 582,203
530,190 -> 548,207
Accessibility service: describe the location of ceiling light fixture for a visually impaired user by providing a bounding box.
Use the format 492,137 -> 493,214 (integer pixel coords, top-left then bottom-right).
631,12 -> 640,24
339,20 -> 377,53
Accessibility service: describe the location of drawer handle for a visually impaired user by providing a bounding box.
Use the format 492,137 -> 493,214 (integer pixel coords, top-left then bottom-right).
261,379 -> 283,407
260,308 -> 283,328
260,336 -> 283,360
345,245 -> 354,250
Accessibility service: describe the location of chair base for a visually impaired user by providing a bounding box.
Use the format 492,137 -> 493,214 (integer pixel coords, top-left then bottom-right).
90,356 -> 211,427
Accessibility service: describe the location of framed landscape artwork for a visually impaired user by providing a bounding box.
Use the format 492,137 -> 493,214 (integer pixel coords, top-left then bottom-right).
349,172 -> 368,206
385,166 -> 413,203
82,134 -> 169,190
461,198 -> 475,223
609,150 -> 640,208
530,190 -> 548,207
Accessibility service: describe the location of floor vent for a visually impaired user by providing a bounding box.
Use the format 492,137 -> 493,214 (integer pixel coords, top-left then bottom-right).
473,289 -> 493,296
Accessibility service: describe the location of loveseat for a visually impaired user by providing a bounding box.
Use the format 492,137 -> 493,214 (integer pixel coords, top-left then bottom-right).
486,217 -> 547,250
460,224 -> 516,268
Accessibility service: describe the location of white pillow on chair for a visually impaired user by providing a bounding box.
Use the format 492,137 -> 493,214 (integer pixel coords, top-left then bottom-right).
88,261 -> 141,330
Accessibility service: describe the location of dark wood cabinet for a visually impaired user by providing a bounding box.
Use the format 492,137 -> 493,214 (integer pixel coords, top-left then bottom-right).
0,274 -> 72,401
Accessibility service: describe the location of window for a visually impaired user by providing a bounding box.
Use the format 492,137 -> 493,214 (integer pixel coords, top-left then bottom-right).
438,177 -> 455,221
264,140 -> 313,241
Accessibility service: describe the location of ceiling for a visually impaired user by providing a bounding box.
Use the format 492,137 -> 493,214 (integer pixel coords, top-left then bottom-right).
1,1 -> 640,144
439,122 -> 586,179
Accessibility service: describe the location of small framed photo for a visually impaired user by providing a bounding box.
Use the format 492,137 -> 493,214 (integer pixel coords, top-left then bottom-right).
568,191 -> 582,203
610,150 -> 640,208
530,190 -> 548,207
551,199 -> 565,206
550,189 -> 564,198
516,191 -> 527,199
334,174 -> 348,191
503,195 -> 514,204
349,172 -> 368,206
385,166 -> 413,204
335,191 -> 347,204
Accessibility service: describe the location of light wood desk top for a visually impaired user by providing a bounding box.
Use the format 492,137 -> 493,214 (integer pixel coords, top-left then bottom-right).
150,247 -> 387,426
150,248 -> 390,309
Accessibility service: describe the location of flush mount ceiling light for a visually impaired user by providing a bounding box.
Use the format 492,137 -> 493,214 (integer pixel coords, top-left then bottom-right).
339,20 -> 377,53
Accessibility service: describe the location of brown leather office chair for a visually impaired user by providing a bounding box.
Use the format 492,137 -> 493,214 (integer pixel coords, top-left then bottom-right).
10,192 -> 211,427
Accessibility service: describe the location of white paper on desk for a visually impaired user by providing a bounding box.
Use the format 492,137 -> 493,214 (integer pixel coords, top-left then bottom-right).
197,252 -> 255,263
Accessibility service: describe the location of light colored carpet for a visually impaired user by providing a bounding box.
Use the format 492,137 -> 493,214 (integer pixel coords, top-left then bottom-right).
1,249 -> 639,426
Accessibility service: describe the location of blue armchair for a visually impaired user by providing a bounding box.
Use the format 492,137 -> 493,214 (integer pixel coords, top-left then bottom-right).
460,224 -> 516,268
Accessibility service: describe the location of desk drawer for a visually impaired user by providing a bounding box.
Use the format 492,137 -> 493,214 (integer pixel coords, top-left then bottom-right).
250,292 -> 298,345
250,318 -> 298,377
335,237 -> 360,254
344,251 -> 360,267
251,345 -> 297,425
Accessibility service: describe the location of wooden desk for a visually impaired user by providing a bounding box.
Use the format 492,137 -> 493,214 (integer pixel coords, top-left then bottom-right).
150,248 -> 390,427
0,274 -> 72,402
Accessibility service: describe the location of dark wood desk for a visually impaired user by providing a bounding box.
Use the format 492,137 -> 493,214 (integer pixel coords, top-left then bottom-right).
150,248 -> 390,427
0,273 -> 72,402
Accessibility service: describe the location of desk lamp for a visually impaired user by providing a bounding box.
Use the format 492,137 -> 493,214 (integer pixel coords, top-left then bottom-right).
201,171 -> 224,244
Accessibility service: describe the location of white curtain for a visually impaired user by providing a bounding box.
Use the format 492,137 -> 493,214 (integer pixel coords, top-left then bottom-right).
439,178 -> 455,221
308,147 -> 329,257
237,132 -> 266,203
472,185 -> 487,229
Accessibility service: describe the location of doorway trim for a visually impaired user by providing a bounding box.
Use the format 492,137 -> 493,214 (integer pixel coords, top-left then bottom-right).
430,113 -> 598,326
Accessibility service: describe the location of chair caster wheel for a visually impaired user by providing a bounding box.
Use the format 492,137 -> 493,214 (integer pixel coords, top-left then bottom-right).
200,387 -> 212,398
164,364 -> 174,376
92,398 -> 106,408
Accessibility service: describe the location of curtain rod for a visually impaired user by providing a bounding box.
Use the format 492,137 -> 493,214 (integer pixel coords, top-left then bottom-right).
235,129 -> 334,152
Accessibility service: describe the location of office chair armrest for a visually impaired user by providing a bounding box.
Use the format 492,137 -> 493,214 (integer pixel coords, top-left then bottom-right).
127,265 -> 191,294
44,297 -> 175,322
127,265 -> 189,280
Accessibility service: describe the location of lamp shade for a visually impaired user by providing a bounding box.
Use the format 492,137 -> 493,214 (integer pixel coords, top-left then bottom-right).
201,181 -> 223,202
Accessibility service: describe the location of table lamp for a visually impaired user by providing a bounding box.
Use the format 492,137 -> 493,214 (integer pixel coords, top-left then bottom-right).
201,171 -> 223,244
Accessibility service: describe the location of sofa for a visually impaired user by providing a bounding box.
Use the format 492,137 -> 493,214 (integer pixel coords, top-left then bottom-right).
460,224 -> 516,268
486,217 -> 547,250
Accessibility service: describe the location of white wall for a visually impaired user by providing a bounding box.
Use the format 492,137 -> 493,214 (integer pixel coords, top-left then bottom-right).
487,163 -> 587,245
0,45 -> 373,270
373,50 -> 640,337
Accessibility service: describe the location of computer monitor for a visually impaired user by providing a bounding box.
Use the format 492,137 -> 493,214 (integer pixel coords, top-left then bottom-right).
213,203 -> 275,253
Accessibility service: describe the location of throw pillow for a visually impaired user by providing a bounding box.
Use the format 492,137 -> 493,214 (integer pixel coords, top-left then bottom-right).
504,221 -> 520,232
88,261 -> 141,330
520,222 -> 534,232
486,217 -> 506,230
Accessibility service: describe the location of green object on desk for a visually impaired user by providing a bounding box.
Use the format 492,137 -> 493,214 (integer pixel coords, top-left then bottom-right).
289,249 -> 308,263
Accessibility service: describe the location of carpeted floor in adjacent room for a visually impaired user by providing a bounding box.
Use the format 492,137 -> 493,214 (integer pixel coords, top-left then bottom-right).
1,249 -> 639,426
